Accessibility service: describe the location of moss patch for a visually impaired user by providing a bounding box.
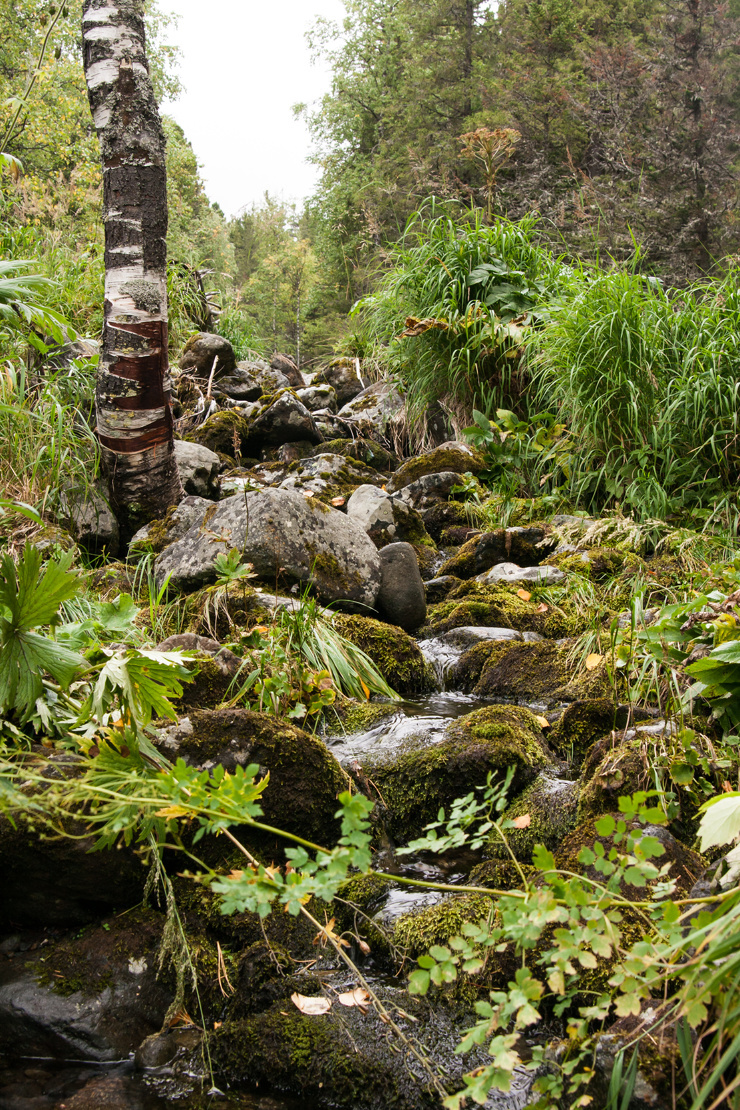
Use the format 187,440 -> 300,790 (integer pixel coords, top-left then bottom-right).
393,893 -> 493,960
429,580 -> 582,638
549,698 -> 618,764
577,739 -> 647,822
333,613 -> 435,696
386,447 -> 484,492
454,639 -> 610,706
489,774 -> 580,862
185,410 -> 247,461
438,526 -> 554,579
365,705 -> 549,841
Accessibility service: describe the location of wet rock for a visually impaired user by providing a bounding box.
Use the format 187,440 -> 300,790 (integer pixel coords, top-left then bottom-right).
0,910 -> 170,1060
591,1002 -> 679,1110
386,443 -> 483,493
296,384 -> 337,412
173,439 -> 220,499
477,562 -> 566,586
337,381 -> 405,441
333,614 -> 434,696
429,580 -> 579,639
423,575 -> 460,603
245,390 -> 322,449
377,542 -> 427,631
155,708 -> 349,845
442,626 -> 523,649
364,704 -> 549,840
454,638 -> 608,706
154,488 -> 382,606
489,773 -> 580,861
439,527 -> 555,579
346,485 -> 432,549
270,352 -> 305,389
178,332 -> 235,378
135,1025 -> 202,1069
129,495 -> 212,555
577,737 -> 648,820
312,357 -> 365,406
60,483 -> 119,558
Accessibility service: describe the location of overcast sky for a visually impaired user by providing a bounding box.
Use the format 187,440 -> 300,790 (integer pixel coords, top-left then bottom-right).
160,0 -> 347,218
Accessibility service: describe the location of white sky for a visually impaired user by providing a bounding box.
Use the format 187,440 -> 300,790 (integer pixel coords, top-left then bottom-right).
160,0 -> 346,219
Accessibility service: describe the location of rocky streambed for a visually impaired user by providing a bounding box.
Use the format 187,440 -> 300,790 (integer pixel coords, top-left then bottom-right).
0,338 -> 716,1110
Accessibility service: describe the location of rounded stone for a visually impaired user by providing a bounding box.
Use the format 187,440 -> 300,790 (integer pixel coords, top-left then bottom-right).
376,542 -> 427,632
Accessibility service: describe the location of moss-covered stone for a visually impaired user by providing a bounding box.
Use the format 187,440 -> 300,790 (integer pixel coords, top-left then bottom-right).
489,774 -> 580,862
311,438 -> 398,473
429,580 -> 583,638
438,526 -> 555,579
172,654 -> 233,711
365,705 -> 549,841
386,446 -> 484,493
577,738 -> 647,821
422,500 -> 471,543
156,708 -> 350,846
454,639 -> 610,707
393,893 -> 493,960
332,872 -> 393,955
333,613 -> 436,696
548,698 -> 618,764
184,410 -> 248,461
468,858 -> 535,890
327,696 -> 400,735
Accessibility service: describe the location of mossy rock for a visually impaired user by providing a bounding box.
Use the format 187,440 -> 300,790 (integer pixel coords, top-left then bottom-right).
468,858 -> 535,890
438,526 -> 555,579
184,410 -> 248,461
312,438 -> 398,473
543,545 -> 636,582
155,708 -> 350,846
454,639 -> 610,707
333,613 -> 435,697
327,696 -> 400,735
421,500 -> 471,543
393,893 -> 493,961
548,698 -> 619,764
87,562 -> 136,601
332,872 -> 393,956
171,653 -> 233,711
386,446 -> 484,492
488,773 -> 580,862
29,522 -> 80,560
428,580 -> 582,638
365,705 -> 549,841
411,541 -> 440,578
577,738 -> 647,821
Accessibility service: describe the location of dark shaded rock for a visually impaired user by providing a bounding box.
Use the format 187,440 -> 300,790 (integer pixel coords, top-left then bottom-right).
333,614 -> 434,696
591,1001 -> 680,1110
310,437 -> 398,473
549,698 -> 619,763
386,443 -> 483,493
453,638 -> 608,707
157,632 -> 241,711
423,575 -> 461,603
184,409 -> 248,461
245,390 -> 322,449
129,495 -> 212,555
60,483 -> 119,558
178,332 -> 235,378
270,352 -> 305,388
439,526 -> 555,578
155,709 -> 349,845
0,909 -> 170,1060
212,368 -> 263,402
173,439 -> 220,499
377,542 -> 427,631
489,773 -> 580,861
312,358 -> 365,406
312,411 -> 356,440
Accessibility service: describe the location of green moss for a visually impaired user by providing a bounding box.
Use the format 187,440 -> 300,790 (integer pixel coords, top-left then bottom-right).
438,526 -> 553,579
423,500 -> 471,543
429,580 -> 583,638
366,705 -> 548,840
312,438 -> 397,473
165,708 -> 349,845
454,640 -> 611,706
333,614 -> 435,696
489,774 -> 580,862
468,858 -> 535,889
393,893 -> 493,960
549,698 -> 617,764
387,446 -> 484,491
172,655 -> 232,711
304,544 -> 365,596
327,696 -> 399,734
333,873 -> 393,955
577,739 -> 647,821
184,410 -> 247,460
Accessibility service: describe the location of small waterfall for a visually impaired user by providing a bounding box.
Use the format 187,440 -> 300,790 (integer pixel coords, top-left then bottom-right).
417,637 -> 462,690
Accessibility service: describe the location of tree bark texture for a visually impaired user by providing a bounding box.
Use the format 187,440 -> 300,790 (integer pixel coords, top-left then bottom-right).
82,0 -> 182,531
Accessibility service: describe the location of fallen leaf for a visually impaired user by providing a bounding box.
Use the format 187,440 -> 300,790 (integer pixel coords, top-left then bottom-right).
291,992 -> 331,1015
536,603 -> 549,613
535,715 -> 550,729
330,496 -> 345,507
338,987 -> 371,1011
302,490 -> 314,499
511,813 -> 531,829
155,805 -> 190,818
167,1008 -> 197,1028
517,589 -> 532,601
585,653 -> 603,671
214,1021 -> 222,1030
358,939 -> 371,955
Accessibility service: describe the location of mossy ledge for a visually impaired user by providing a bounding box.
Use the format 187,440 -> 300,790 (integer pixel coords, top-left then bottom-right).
333,613 -> 436,696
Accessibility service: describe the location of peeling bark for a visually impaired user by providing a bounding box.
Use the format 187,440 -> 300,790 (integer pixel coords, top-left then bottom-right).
82,0 -> 182,533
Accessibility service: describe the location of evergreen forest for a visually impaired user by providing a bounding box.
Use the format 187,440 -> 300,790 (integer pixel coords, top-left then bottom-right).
2,3 -> 740,1109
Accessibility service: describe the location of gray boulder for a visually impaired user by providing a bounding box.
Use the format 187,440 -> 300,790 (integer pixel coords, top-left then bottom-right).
386,442 -> 482,494
346,484 -> 431,549
297,384 -> 338,412
237,357 -> 290,393
129,495 -> 212,554
396,471 -> 462,511
442,626 -> 523,648
60,482 -> 119,557
212,367 -> 263,402
270,352 -> 305,388
313,358 -> 365,406
377,542 -> 427,631
178,332 -> 235,378
174,439 -> 221,499
246,390 -> 322,449
337,381 -> 405,440
313,411 -> 355,440
154,488 -> 382,606
477,562 -> 566,586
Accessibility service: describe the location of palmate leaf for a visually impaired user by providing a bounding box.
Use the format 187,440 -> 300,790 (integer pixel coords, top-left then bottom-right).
0,630 -> 85,712
85,649 -> 193,729
696,793 -> 740,852
0,547 -> 81,629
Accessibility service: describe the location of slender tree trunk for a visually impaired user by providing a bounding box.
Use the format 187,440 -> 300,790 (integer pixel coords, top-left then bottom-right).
82,0 -> 182,534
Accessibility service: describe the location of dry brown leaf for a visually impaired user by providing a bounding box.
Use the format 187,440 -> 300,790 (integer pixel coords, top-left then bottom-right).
213,1021 -> 222,1030
291,992 -> 331,1015
585,653 -> 603,671
536,603 -> 549,613
511,813 -> 531,829
167,1008 -> 197,1028
358,939 -> 371,955
330,496 -> 345,507
517,588 -> 532,601
535,715 -> 550,729
338,988 -> 370,1011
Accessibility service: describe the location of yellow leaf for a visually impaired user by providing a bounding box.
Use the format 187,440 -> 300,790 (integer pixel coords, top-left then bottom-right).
337,988 -> 370,1011
585,653 -> 603,671
516,588 -> 531,601
291,992 -> 331,1015
359,679 -> 370,699
536,602 -> 548,613
511,813 -> 531,829
535,715 -> 550,729
155,805 -> 189,818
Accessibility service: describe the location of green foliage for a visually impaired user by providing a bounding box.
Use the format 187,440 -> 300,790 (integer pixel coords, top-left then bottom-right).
462,407 -> 570,498
0,258 -> 70,350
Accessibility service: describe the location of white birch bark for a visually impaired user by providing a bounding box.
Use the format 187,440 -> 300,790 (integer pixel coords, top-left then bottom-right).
83,0 -> 182,533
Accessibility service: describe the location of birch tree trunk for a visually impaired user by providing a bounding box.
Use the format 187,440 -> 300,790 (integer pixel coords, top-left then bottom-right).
82,0 -> 182,532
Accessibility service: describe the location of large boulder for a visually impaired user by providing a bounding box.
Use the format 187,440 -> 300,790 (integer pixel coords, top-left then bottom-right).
337,381 -> 405,440
212,367 -> 263,402
237,357 -> 290,393
332,614 -> 434,696
174,439 -> 221,499
245,390 -> 322,449
296,384 -> 337,412
386,443 -> 483,493
178,332 -> 236,378
312,358 -> 365,406
155,709 -> 349,845
270,352 -> 305,389
377,542 -> 427,632
439,527 -> 556,578
310,437 -> 398,473
346,485 -> 432,548
129,494 -> 212,555
184,409 -> 249,461
276,454 -> 384,504
154,488 -> 382,606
